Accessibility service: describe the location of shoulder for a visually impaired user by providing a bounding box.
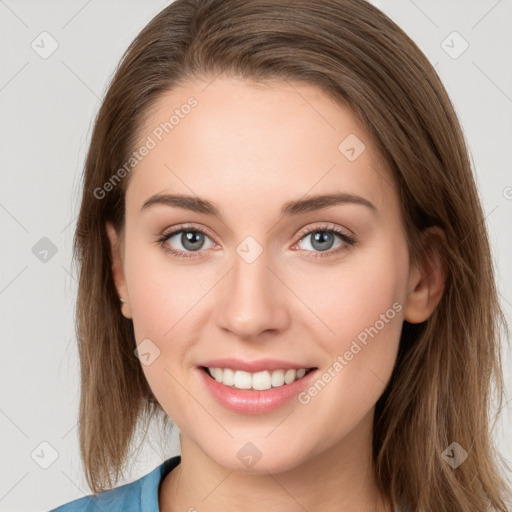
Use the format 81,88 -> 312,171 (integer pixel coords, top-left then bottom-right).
48,456 -> 181,512
49,480 -> 139,512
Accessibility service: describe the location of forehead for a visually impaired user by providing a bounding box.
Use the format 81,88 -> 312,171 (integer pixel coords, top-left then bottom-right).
126,76 -> 395,218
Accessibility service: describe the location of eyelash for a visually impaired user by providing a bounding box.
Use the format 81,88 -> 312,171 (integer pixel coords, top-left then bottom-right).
157,223 -> 358,260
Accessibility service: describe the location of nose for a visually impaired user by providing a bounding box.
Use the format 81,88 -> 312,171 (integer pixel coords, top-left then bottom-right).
215,248 -> 291,341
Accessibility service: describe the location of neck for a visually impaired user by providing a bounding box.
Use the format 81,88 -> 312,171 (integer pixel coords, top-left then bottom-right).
159,410 -> 392,512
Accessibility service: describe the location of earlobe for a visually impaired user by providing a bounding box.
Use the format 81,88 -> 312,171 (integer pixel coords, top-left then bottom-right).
403,227 -> 447,324
106,222 -> 132,319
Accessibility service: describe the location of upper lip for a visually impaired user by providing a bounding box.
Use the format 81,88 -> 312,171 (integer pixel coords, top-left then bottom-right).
199,358 -> 316,373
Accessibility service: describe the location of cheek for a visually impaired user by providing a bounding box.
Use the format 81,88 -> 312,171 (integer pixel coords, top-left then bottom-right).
302,241 -> 406,337
123,241 -> 213,419
123,237 -> 210,340
291,257 -> 405,433
300,240 -> 407,383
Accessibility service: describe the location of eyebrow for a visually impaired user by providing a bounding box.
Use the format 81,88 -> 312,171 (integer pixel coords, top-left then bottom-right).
140,192 -> 377,217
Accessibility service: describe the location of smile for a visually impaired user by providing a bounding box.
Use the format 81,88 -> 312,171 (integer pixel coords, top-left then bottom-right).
197,358 -> 319,414
204,367 -> 314,390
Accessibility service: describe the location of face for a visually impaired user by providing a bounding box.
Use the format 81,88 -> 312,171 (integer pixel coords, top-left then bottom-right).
107,76 -> 417,473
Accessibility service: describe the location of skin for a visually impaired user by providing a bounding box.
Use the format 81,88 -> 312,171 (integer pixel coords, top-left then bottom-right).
106,76 -> 446,512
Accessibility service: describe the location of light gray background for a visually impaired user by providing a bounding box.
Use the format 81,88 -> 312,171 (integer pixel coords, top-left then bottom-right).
1,1 -> 511,511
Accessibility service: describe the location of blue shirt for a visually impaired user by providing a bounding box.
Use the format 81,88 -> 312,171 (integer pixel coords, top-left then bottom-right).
49,455 -> 181,511
50,455 -> 404,511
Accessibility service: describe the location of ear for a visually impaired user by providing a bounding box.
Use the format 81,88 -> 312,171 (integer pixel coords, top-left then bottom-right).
403,226 -> 448,324
106,222 -> 132,319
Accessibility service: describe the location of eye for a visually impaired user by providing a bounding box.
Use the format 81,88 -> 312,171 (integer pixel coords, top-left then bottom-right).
293,223 -> 357,259
158,225 -> 216,259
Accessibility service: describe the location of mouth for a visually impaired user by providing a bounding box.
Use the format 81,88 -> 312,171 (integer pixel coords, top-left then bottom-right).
200,366 -> 317,391
198,360 -> 320,414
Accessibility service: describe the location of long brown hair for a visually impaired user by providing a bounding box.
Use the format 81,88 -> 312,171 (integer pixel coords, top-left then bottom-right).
72,1 -> 511,510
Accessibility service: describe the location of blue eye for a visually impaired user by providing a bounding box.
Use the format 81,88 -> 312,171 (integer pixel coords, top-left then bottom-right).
158,226 -> 214,259
296,227 -> 356,257
157,223 -> 357,260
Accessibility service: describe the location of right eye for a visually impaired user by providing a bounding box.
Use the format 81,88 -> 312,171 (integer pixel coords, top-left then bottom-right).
158,225 -> 217,259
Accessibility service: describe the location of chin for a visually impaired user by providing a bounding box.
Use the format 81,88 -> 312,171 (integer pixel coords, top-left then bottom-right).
204,441 -> 311,475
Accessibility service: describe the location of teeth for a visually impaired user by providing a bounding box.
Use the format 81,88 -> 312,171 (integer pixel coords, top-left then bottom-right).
206,367 -> 310,390
223,368 -> 235,386
213,368 -> 223,382
271,369 -> 285,387
234,370 -> 252,389
252,371 -> 272,391
284,369 -> 296,384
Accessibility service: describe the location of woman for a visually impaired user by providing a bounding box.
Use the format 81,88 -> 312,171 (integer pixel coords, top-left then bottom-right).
50,0 -> 511,511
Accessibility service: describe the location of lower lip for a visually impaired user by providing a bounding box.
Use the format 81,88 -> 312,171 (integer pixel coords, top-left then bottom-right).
198,367 -> 318,415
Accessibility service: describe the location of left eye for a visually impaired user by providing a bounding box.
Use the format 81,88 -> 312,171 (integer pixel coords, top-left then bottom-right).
296,229 -> 354,253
